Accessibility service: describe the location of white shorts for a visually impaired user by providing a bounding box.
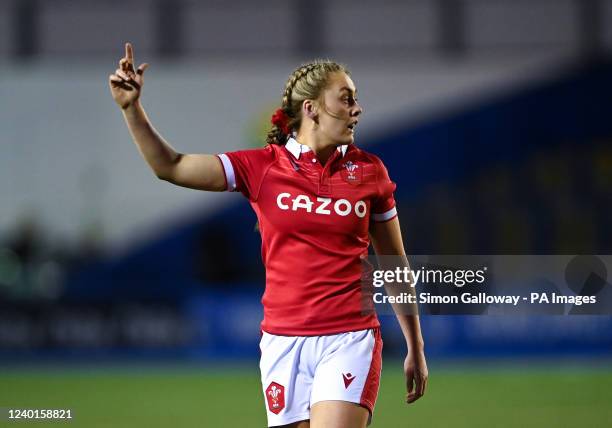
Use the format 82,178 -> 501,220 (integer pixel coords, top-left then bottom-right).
259,328 -> 383,427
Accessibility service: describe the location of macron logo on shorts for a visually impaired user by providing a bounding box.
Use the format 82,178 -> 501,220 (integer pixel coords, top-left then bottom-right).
342,373 -> 356,389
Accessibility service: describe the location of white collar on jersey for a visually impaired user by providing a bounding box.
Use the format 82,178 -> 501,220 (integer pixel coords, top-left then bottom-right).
285,137 -> 348,159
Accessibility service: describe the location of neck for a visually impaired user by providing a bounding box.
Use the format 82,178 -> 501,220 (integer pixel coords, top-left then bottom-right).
295,128 -> 338,165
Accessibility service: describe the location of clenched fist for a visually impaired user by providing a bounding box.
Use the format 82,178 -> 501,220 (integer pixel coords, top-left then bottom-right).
109,43 -> 149,109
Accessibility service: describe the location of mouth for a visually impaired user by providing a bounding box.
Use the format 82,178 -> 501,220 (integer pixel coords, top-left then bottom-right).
347,121 -> 358,132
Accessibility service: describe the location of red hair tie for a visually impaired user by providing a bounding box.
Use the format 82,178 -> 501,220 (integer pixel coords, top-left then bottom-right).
271,108 -> 291,135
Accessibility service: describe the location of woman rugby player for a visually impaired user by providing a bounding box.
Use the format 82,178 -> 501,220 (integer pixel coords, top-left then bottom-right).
109,43 -> 427,428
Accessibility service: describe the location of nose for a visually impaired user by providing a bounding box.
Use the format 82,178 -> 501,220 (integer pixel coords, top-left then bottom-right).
352,100 -> 363,117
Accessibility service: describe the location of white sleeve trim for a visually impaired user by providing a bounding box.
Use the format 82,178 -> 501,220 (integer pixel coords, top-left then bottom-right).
372,206 -> 397,222
217,153 -> 236,191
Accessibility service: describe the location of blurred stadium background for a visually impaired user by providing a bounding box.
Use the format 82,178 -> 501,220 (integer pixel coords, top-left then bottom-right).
1,0 -> 612,426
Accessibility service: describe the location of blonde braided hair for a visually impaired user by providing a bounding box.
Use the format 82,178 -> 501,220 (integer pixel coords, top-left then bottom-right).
266,60 -> 348,145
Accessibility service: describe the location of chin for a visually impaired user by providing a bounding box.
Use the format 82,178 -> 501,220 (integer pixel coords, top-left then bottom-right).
329,132 -> 354,146
338,133 -> 354,144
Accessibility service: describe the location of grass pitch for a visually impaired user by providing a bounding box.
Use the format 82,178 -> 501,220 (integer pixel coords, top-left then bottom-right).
1,361 -> 611,427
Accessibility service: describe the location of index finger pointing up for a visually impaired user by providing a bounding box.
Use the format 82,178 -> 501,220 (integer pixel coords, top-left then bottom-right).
125,42 -> 134,63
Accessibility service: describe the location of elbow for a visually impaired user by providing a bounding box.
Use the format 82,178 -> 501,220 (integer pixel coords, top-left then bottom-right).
154,155 -> 181,182
154,167 -> 172,182
156,172 -> 172,183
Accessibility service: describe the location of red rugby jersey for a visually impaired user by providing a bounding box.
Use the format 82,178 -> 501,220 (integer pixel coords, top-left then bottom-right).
217,137 -> 397,336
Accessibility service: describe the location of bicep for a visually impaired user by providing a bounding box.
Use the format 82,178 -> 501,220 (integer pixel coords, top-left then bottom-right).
161,153 -> 227,191
369,216 -> 406,256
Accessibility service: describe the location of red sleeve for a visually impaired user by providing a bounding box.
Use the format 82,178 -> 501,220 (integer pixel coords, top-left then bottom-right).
370,154 -> 398,222
216,145 -> 276,201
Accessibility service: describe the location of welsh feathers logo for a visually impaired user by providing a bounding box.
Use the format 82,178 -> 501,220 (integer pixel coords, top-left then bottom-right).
341,161 -> 362,185
344,161 -> 358,173
265,382 -> 285,414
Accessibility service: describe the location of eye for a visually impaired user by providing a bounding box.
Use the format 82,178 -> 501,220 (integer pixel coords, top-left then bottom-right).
342,96 -> 355,105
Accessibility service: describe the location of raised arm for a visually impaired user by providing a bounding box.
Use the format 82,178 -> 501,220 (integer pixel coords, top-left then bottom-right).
370,216 -> 428,404
108,43 -> 226,191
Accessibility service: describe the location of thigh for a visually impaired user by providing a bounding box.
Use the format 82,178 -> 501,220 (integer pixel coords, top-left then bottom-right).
310,329 -> 383,417
260,332 -> 313,427
310,400 -> 369,428
273,422 -> 310,428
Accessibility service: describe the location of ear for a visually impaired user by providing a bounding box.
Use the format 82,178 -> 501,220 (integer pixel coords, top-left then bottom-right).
302,99 -> 318,122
